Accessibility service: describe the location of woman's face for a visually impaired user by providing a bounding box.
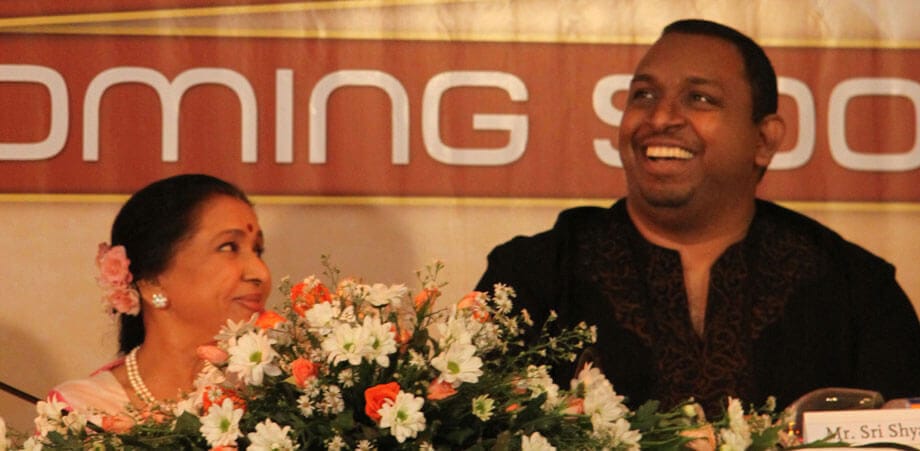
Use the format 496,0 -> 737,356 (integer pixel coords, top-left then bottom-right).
152,195 -> 271,338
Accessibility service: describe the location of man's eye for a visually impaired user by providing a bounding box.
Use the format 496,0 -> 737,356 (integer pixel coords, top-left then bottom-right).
630,89 -> 654,101
690,93 -> 718,105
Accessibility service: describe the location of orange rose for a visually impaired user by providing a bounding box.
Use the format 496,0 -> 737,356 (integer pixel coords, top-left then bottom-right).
563,397 -> 585,415
101,414 -> 134,433
364,381 -> 401,422
681,424 -> 716,451
291,281 -> 333,316
457,291 -> 490,322
290,357 -> 318,387
414,287 -> 440,310
426,379 -> 458,401
202,386 -> 245,412
255,310 -> 285,329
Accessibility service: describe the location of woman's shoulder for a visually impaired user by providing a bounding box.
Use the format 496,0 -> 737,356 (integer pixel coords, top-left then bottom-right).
50,358 -> 130,416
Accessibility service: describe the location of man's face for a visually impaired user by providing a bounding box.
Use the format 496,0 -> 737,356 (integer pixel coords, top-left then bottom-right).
617,32 -> 776,216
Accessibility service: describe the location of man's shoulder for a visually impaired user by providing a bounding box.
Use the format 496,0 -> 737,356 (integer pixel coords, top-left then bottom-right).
755,200 -> 895,271
490,202 -> 619,254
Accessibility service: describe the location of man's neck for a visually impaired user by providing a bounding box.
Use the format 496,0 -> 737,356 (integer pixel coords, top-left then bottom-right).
626,198 -> 757,336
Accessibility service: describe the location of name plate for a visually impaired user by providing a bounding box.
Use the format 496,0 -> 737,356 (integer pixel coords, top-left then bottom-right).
803,409 -> 920,448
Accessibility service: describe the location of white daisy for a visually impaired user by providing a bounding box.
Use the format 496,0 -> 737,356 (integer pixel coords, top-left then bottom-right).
430,342 -> 483,386
361,315 -> 398,367
521,432 -> 556,451
247,419 -> 295,451
471,395 -> 495,421
322,322 -> 369,366
33,397 -> 69,436
325,435 -> 347,451
199,398 -> 243,447
227,330 -> 282,386
378,391 -> 426,443
305,302 -> 338,333
20,437 -> 43,451
718,398 -> 752,451
366,283 -> 408,307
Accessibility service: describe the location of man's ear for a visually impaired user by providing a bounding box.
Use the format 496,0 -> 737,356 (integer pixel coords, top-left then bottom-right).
754,113 -> 785,169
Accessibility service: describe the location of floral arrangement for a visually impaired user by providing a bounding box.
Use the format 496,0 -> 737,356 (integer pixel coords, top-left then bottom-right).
9,259 -> 812,451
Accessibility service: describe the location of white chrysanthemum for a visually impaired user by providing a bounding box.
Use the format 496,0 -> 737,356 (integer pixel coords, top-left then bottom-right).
362,315 -> 398,367
199,398 -> 243,447
322,322 -> 369,366
607,418 -> 642,451
472,322 -> 501,353
33,397 -> 69,436
332,367 -> 354,388
321,385 -> 345,415
408,349 -> 428,368
0,417 -> 10,451
61,409 -> 87,433
305,302 -> 338,333
521,432 -> 556,451
227,330 -> 282,385
491,283 -> 516,313
326,435 -> 347,451
430,342 -> 483,386
378,391 -> 426,443
471,395 -> 495,421
718,398 -> 752,451
355,439 -> 377,451
366,283 -> 407,307
20,436 -> 43,451
521,365 -> 560,409
575,365 -> 629,434
216,316 -> 256,342
247,419 -> 295,451
436,312 -> 478,348
297,393 -> 316,417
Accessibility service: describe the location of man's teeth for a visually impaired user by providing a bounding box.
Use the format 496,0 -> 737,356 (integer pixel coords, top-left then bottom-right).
646,146 -> 693,160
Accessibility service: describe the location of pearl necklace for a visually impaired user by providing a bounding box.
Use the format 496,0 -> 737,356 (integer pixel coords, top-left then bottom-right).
125,346 -> 159,407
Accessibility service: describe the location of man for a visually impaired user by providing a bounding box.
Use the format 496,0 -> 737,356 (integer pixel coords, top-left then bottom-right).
476,19 -> 920,412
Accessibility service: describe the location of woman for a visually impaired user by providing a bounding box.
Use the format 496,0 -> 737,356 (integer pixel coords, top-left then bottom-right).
50,174 -> 271,416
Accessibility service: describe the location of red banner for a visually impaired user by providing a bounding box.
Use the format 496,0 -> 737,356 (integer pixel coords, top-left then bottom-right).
1,34 -> 918,200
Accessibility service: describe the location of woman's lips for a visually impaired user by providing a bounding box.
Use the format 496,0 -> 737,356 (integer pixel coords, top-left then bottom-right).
234,293 -> 265,312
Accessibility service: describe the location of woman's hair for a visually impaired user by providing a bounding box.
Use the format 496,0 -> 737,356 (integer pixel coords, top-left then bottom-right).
113,174 -> 251,354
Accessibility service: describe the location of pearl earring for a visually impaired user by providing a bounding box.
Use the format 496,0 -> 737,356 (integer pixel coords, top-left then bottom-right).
151,293 -> 169,309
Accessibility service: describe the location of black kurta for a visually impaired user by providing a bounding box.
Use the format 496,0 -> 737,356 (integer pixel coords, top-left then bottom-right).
476,199 -> 920,412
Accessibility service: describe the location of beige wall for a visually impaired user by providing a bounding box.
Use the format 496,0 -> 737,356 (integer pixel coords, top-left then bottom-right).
1,198 -> 919,433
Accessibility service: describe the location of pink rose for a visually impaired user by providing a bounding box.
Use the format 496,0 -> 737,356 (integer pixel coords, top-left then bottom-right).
196,345 -> 229,364
106,287 -> 140,316
97,244 -> 132,286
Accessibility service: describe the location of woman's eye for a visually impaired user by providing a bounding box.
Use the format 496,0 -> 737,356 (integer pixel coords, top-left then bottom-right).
254,246 -> 265,257
219,242 -> 239,252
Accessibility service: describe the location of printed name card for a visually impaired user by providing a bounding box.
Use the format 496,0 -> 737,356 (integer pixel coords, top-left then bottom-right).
803,409 -> 920,448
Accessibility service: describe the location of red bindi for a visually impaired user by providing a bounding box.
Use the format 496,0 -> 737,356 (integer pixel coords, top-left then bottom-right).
247,224 -> 254,232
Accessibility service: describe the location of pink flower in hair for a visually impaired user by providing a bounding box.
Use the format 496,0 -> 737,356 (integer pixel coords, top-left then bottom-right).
95,243 -> 141,316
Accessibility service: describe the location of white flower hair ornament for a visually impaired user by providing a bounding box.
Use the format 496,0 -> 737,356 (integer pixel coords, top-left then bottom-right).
95,242 -> 141,317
